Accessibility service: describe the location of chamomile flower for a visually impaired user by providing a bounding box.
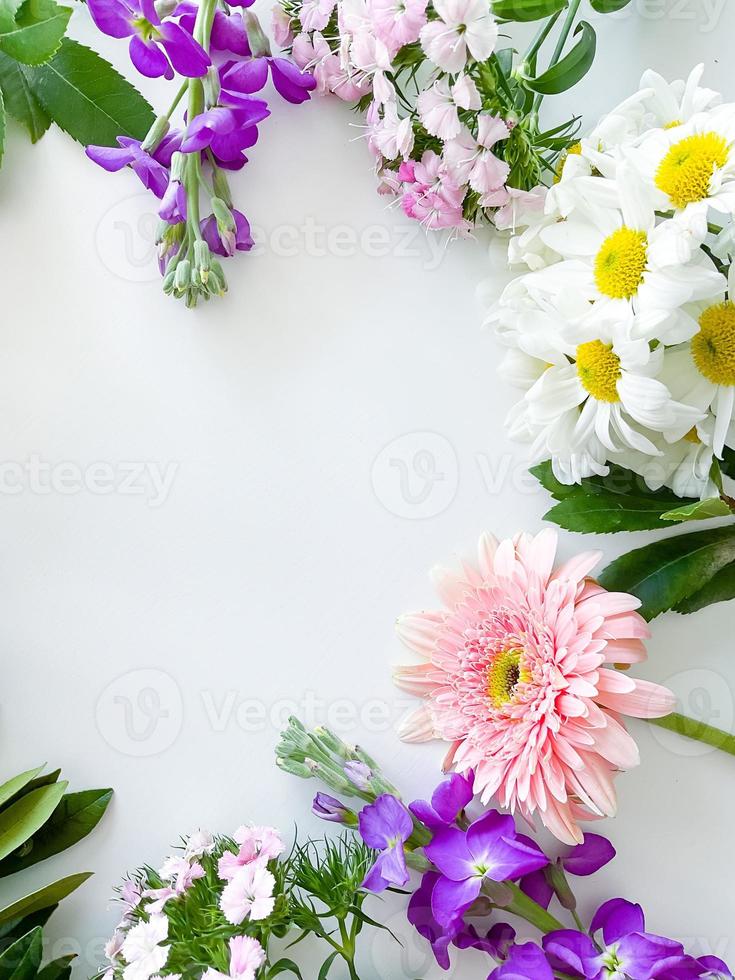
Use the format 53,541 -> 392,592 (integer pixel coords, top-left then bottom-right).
613,420 -> 718,501
633,104 -> 735,234
638,64 -> 721,131
539,162 -> 725,326
659,266 -> 735,457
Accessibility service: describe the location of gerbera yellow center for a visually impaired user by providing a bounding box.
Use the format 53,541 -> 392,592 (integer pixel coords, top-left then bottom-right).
594,227 -> 648,299
487,649 -> 529,707
576,340 -> 622,402
554,142 -> 582,183
655,132 -> 729,209
692,301 -> 735,386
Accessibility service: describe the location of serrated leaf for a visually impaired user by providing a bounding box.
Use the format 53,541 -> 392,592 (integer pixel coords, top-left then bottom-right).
589,0 -> 633,10
0,52 -> 49,140
0,783 -> 68,863
675,559 -> 735,614
522,20 -> 596,94
21,38 -> 154,146
661,496 -> 733,523
531,462 -> 695,533
0,788 -> 112,877
491,0 -> 566,21
0,873 -> 92,925
0,928 -> 42,980
0,0 -> 71,67
599,525 -> 735,620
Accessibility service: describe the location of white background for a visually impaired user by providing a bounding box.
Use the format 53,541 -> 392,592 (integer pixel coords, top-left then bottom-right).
1,0 -> 734,976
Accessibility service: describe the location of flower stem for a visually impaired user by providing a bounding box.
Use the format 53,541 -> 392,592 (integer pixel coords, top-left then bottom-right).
504,882 -> 565,933
533,0 -> 582,111
521,7 -> 564,68
645,712 -> 735,756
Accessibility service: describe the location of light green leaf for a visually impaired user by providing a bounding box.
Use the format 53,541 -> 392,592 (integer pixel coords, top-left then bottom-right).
267,959 -> 304,980
0,783 -> 68,863
317,953 -> 338,980
531,462 -> 695,533
0,873 -> 92,925
0,53 -> 49,140
0,905 -> 57,944
599,525 -> 735,620
675,559 -> 735,614
589,0 -> 633,11
0,85 -> 4,166
661,496 -> 733,523
21,38 -> 154,146
0,788 -> 113,876
491,0 -> 567,21
0,0 -> 71,67
522,20 -> 596,94
0,768 -> 48,812
0,927 -> 43,980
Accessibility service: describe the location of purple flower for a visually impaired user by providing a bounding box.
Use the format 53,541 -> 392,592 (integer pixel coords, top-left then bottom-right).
201,208 -> 253,256
177,4 -> 251,55
220,56 -> 316,105
488,943 -> 554,980
358,794 -> 413,892
343,760 -> 372,791
543,899 -> 703,979
310,793 -> 356,825
520,833 -> 616,910
424,811 -> 548,927
86,137 -> 170,197
456,922 -> 516,960
407,871 -> 456,970
410,771 -> 474,831
87,0 -> 210,78
180,104 -> 269,166
699,957 -> 734,979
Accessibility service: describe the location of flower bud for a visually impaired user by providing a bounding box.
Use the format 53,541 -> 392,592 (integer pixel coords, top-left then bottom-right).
174,259 -> 191,293
203,65 -> 221,107
343,760 -> 372,791
141,114 -> 171,154
243,10 -> 271,58
275,756 -> 312,779
548,862 -> 576,911
194,239 -> 211,284
212,168 -> 232,206
312,793 -> 358,826
170,151 -> 186,183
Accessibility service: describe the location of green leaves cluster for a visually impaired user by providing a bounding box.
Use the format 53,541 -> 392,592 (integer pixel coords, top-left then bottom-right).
0,0 -> 154,172
532,461 -> 735,619
0,765 -> 112,979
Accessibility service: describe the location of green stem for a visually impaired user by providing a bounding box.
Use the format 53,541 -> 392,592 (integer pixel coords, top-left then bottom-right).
645,712 -> 735,756
522,7 -> 564,66
504,882 -> 566,933
533,0 -> 582,111
165,80 -> 189,120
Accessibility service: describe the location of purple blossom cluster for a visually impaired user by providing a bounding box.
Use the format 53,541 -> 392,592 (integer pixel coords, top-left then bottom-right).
85,0 -> 315,305
313,772 -> 733,980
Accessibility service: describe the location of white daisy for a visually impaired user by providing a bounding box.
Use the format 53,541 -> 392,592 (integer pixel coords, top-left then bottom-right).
632,103 -> 735,235
638,64 -> 721,132
613,420 -> 718,501
539,161 -> 725,329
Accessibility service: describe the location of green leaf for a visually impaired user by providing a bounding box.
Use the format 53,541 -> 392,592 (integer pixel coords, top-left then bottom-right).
0,788 -> 112,877
674,559 -> 735,614
531,462 -> 695,533
0,928 -> 42,980
0,52 -> 49,141
0,783 -> 68,863
317,953 -> 339,980
0,906 -> 57,949
599,525 -> 735,620
522,20 -> 596,94
589,0 -> 633,10
720,446 -> 735,480
0,873 -> 92,926
0,0 -> 71,67
491,0 -> 567,21
21,38 -> 154,146
661,496 -> 733,523
0,86 -> 4,166
36,955 -> 74,980
0,771 -> 47,815
267,959 -> 304,980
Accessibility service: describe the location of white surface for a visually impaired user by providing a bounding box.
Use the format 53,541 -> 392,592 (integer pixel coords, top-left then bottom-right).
1,2 -> 734,976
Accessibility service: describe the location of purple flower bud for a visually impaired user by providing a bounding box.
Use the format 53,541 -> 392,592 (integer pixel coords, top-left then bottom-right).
344,760 -> 372,791
312,793 -> 357,825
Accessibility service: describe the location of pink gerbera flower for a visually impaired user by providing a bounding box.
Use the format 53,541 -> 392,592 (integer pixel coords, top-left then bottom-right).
394,529 -> 675,845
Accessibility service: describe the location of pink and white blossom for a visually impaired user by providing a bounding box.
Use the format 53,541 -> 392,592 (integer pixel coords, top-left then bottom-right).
444,115 -> 510,194
416,74 -> 480,141
419,0 -> 498,73
120,915 -> 169,980
202,937 -> 266,980
370,103 -> 414,159
220,865 -> 276,924
370,0 -> 428,47
298,0 -> 336,31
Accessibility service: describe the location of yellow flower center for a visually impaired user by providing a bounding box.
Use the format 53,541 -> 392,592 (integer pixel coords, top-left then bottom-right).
576,341 -> 622,402
664,119 -> 682,130
594,227 -> 648,300
692,301 -> 735,386
487,649 -> 529,707
655,132 -> 729,209
683,426 -> 701,444
554,142 -> 582,183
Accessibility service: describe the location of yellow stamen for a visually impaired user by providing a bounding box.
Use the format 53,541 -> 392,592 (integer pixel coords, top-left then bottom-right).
576,340 -> 622,403
664,119 -> 682,130
683,426 -> 701,444
594,227 -> 648,300
692,301 -> 735,386
487,649 -> 529,707
655,132 -> 729,209
554,142 -> 582,184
